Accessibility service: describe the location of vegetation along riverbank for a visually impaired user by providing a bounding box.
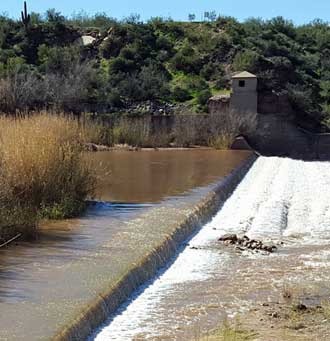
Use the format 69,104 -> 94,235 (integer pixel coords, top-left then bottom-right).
0,113 -> 96,242
82,110 -> 257,149
2,2 -> 330,340
0,110 -> 254,244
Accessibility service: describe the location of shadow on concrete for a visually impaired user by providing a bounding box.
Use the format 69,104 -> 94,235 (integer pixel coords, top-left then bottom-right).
232,114 -> 330,161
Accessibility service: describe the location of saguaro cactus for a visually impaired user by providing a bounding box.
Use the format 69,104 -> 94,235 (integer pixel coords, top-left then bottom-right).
21,1 -> 31,29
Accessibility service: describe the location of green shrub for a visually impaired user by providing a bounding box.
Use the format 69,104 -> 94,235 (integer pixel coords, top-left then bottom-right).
172,86 -> 192,102
138,63 -> 170,100
233,50 -> 259,72
113,117 -> 150,147
171,48 -> 203,74
197,88 -> 212,106
215,77 -> 227,90
0,11 -> 329,129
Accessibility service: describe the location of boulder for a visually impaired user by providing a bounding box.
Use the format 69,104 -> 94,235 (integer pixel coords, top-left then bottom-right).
218,234 -> 238,242
219,234 -> 278,254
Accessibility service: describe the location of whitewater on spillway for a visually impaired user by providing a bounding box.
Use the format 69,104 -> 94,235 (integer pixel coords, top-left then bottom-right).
92,156 -> 330,340
211,156 -> 330,242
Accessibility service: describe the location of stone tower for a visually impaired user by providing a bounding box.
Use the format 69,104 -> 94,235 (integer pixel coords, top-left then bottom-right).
230,71 -> 258,113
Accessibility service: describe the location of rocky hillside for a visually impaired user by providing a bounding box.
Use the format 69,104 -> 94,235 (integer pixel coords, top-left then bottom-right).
1,8 -> 330,129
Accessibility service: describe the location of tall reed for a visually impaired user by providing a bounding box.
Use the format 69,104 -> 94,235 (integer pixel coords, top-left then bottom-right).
207,110 -> 257,150
112,117 -> 172,147
0,113 -> 96,235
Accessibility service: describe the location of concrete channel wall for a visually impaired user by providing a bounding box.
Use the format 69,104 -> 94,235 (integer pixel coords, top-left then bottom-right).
242,114 -> 330,161
54,155 -> 257,341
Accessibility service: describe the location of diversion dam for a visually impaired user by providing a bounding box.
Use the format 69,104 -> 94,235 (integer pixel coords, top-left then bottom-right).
0,150 -> 251,341
93,156 -> 330,340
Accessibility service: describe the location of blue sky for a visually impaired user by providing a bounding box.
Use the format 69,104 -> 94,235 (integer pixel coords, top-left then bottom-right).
1,0 -> 330,24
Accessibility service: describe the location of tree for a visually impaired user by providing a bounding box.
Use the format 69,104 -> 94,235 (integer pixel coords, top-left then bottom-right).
204,11 -> 217,22
197,88 -> 211,106
124,14 -> 141,24
233,50 -> 259,72
188,14 -> 196,22
45,9 -> 65,23
209,11 -> 217,22
320,80 -> 330,102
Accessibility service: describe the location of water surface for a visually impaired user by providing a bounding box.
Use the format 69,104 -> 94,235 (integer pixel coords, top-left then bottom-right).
93,156 -> 330,340
90,150 -> 249,203
0,149 -> 249,340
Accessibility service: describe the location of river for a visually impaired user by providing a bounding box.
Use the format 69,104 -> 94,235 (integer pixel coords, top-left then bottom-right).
93,156 -> 330,340
0,149 -> 249,340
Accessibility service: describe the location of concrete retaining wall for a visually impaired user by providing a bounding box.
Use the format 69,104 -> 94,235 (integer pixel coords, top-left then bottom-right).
245,114 -> 330,160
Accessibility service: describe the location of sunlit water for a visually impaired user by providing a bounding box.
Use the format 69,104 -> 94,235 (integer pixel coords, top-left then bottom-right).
0,150 -> 247,303
93,156 -> 330,340
89,149 -> 249,202
0,150 -> 250,340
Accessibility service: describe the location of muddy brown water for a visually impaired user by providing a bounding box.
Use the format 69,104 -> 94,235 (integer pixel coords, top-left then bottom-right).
92,156 -> 330,341
91,150 -> 249,203
0,149 -> 249,340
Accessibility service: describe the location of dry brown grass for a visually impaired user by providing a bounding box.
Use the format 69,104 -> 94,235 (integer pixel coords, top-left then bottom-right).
172,110 -> 257,149
207,110 -> 257,150
112,117 -> 172,148
208,135 -> 235,150
0,113 -> 96,233
197,318 -> 257,341
113,117 -> 150,147
172,115 -> 201,147
56,110 -> 257,151
79,116 -> 114,146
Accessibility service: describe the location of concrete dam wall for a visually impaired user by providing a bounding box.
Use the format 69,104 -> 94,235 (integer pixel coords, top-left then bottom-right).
0,151 -> 255,341
241,114 -> 330,161
54,155 -> 256,341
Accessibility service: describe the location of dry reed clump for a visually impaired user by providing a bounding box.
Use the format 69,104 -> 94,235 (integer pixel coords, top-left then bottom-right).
172,115 -> 200,147
72,110 -> 257,150
113,117 -> 150,147
172,110 -> 257,149
196,318 -> 256,341
207,110 -> 258,150
112,117 -> 172,148
80,118 -> 113,146
0,113 -> 96,232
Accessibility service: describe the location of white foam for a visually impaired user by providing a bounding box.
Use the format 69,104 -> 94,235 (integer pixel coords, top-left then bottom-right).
92,225 -> 225,340
93,156 -> 330,340
210,156 -> 330,242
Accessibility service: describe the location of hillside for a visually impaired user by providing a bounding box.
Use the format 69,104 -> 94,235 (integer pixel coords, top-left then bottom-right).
1,9 -> 330,129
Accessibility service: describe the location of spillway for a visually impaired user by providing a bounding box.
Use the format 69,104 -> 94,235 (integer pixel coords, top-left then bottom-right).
92,156 -> 330,340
